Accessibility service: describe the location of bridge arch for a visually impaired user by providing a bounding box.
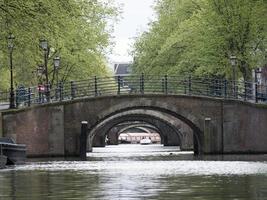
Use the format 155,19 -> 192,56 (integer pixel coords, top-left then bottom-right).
3,94 -> 267,157
104,119 -> 176,146
91,114 -> 180,148
118,125 -> 162,143
88,106 -> 202,154
118,125 -> 157,134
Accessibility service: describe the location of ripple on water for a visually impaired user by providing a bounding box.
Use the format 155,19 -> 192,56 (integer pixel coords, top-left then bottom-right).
1,160 -> 267,176
1,145 -> 267,200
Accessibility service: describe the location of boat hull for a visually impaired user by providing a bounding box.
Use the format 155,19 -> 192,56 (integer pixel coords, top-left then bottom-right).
140,138 -> 152,145
0,143 -> 26,165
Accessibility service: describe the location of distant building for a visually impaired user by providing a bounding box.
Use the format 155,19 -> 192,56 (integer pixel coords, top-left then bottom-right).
114,62 -> 132,77
113,62 -> 133,89
118,132 -> 161,144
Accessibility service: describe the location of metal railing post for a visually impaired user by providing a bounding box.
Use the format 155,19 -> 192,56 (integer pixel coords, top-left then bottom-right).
117,76 -> 121,95
255,83 -> 258,103
161,78 -> 165,93
140,73 -> 144,94
219,80 -> 222,97
232,80 -> 235,99
224,79 -> 227,98
38,85 -> 42,103
164,75 -> 168,94
71,81 -> 76,100
59,81 -> 63,101
46,83 -> 50,103
94,76 -> 98,97
15,89 -> 19,107
188,75 -> 192,95
244,82 -> 247,101
233,80 -> 237,99
184,79 -> 187,95
27,87 -> 31,107
55,83 -> 59,101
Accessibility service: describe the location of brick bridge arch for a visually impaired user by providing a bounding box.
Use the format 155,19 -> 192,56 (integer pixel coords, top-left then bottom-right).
2,94 -> 267,157
88,109 -> 198,153
105,119 -> 185,147
118,124 -> 158,134
91,114 -> 183,149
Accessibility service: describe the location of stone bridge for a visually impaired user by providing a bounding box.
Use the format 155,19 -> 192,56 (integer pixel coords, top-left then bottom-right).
0,94 -> 267,157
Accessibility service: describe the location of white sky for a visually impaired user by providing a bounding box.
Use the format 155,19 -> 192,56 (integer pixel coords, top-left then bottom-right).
108,0 -> 155,63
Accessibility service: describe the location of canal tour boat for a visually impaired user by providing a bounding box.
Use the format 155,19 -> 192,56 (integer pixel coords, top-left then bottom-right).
0,138 -> 26,165
140,138 -> 152,145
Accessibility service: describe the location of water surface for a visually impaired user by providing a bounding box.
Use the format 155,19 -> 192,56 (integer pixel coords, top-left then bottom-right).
0,144 -> 267,200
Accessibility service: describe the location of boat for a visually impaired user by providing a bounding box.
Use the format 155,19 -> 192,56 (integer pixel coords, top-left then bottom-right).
140,138 -> 152,145
119,139 -> 131,144
0,138 -> 26,165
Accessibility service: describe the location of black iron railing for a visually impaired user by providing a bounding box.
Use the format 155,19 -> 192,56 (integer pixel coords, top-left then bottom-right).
0,90 -> 9,104
1,74 -> 267,109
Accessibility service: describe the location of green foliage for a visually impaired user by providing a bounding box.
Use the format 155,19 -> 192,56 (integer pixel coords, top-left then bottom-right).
0,0 -> 118,90
132,0 -> 267,81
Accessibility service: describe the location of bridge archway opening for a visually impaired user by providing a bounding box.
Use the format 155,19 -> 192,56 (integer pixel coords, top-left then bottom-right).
88,107 -> 203,155
92,118 -> 167,148
107,121 -> 162,145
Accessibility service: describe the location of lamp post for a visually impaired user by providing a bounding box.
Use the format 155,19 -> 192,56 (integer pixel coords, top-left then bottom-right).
230,55 -> 237,82
53,56 -> 60,87
37,65 -> 44,84
254,68 -> 261,84
230,55 -> 237,98
8,33 -> 15,109
39,39 -> 50,101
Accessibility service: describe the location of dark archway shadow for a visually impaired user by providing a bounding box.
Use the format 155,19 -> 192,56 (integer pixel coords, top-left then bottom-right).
92,116 -> 178,148
86,107 -> 203,155
107,122 -> 164,145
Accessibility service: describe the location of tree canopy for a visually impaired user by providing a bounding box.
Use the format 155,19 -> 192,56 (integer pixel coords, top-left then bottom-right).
132,0 -> 267,81
0,0 -> 118,90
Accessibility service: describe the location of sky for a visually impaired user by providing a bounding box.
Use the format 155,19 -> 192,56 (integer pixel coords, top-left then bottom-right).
108,0 -> 155,63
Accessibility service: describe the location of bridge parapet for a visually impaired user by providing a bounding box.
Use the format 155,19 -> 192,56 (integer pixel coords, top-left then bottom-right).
2,75 -> 267,109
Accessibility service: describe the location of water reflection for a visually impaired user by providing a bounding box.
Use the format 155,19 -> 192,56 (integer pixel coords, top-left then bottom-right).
0,144 -> 267,200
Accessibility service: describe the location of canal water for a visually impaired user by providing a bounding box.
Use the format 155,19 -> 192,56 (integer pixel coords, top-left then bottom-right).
0,144 -> 267,200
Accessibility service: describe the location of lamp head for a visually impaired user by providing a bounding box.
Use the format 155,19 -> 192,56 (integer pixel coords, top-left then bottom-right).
39,39 -> 48,51
230,55 -> 237,66
53,56 -> 60,69
7,33 -> 15,49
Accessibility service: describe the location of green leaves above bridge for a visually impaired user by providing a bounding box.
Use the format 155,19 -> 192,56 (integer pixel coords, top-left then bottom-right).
132,0 -> 267,81
0,0 -> 118,90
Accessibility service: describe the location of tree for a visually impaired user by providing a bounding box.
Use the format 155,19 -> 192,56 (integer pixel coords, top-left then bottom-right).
132,0 -> 267,81
0,0 -> 118,90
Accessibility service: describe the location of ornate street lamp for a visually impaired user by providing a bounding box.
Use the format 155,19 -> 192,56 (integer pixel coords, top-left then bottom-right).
8,33 -> 15,109
230,55 -> 237,82
53,56 -> 60,69
53,56 -> 60,86
39,39 -> 48,51
230,55 -> 237,98
36,64 -> 44,84
37,65 -> 44,76
254,68 -> 261,83
39,39 -> 50,101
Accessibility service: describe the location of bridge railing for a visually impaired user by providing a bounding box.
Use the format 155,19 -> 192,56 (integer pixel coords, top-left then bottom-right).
0,90 -> 9,104
4,74 -> 267,109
